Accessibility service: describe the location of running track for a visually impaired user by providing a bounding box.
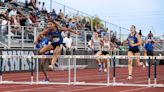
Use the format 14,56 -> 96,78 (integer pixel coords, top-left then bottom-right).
0,65 -> 164,92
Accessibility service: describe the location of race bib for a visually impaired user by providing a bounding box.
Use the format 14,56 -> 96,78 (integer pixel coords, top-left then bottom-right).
94,43 -> 100,50
103,45 -> 109,51
53,37 -> 60,42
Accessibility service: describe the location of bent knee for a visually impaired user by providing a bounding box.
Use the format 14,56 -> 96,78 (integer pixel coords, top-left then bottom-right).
38,50 -> 43,55
128,61 -> 133,65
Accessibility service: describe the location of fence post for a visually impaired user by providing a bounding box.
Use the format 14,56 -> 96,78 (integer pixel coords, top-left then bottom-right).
21,26 -> 24,49
7,24 -> 11,48
84,31 -> 87,50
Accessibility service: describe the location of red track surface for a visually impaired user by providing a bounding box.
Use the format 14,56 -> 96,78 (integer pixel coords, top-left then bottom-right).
0,65 -> 164,92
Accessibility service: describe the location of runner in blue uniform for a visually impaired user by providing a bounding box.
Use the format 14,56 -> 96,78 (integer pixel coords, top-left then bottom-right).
36,35 -> 51,81
35,20 -> 80,81
127,25 -> 142,80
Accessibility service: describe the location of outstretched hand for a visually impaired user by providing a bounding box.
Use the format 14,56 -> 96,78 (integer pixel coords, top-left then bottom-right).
33,41 -> 38,45
76,31 -> 81,35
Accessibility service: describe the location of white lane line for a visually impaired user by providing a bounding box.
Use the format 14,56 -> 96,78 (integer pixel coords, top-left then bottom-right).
118,87 -> 149,92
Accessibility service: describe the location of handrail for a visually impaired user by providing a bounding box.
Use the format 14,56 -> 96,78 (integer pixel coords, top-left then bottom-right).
0,41 -> 9,48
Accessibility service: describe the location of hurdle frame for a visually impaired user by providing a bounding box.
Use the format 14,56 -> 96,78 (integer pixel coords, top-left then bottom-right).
0,55 -> 164,88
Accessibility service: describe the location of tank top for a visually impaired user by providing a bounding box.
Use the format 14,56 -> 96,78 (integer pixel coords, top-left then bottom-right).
103,41 -> 110,51
92,38 -> 101,50
36,37 -> 50,55
128,32 -> 138,49
48,28 -> 63,44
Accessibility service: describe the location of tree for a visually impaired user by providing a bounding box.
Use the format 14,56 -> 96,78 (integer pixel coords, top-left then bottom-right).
92,16 -> 104,28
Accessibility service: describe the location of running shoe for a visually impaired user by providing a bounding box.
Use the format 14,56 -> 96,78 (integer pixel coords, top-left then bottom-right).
98,64 -> 102,72
104,68 -> 107,72
127,75 -> 133,80
41,78 -> 49,82
55,62 -> 59,67
48,65 -> 53,71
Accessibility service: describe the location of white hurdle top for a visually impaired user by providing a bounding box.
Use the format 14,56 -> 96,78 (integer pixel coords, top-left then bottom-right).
0,55 -> 164,60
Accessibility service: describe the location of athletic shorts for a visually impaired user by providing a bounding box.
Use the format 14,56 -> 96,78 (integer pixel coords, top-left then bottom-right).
147,51 -> 153,56
102,51 -> 109,55
51,42 -> 61,49
94,50 -> 99,54
129,48 -> 140,54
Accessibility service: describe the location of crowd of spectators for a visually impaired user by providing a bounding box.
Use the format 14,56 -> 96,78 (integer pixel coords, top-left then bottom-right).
0,0 -> 123,49
0,0 -> 94,36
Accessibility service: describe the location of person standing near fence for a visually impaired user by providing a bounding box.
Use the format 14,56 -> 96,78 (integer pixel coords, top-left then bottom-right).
144,39 -> 154,65
127,25 -> 142,80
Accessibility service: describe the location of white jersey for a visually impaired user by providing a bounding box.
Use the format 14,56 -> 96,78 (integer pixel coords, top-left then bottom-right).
92,38 -> 101,50
63,37 -> 72,48
103,41 -> 110,51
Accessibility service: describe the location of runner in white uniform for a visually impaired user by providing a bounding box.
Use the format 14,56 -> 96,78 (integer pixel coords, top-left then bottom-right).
88,32 -> 103,72
101,34 -> 114,72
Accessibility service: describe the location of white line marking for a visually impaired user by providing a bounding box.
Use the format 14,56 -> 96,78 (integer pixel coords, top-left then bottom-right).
118,87 -> 149,92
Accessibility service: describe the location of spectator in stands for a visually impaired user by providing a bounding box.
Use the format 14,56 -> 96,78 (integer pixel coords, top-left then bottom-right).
42,2 -> 46,12
148,31 -> 153,39
8,15 -> 20,34
138,29 -> 143,47
0,17 -> 8,34
12,15 -> 20,27
28,0 -> 36,10
25,0 -> 28,8
9,0 -> 18,7
144,39 -> 154,65
4,0 -> 8,3
82,17 -> 86,25
138,29 -> 142,38
51,9 -> 57,20
36,1 -> 42,11
0,0 -> 5,6
68,18 -> 77,30
29,12 -> 37,25
63,32 -> 72,49
8,8 -> 17,17
19,15 -> 26,26
85,22 -> 91,31
58,9 -> 64,20
26,14 -> 33,26
0,11 -> 7,19
94,23 -> 101,33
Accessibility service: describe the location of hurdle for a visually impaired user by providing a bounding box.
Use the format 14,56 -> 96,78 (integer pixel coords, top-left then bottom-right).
0,55 -> 164,87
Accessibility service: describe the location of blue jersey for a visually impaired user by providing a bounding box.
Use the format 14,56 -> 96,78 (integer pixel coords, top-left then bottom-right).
40,38 -> 49,48
36,37 -> 50,55
145,43 -> 153,52
48,28 -> 63,44
128,32 -> 138,49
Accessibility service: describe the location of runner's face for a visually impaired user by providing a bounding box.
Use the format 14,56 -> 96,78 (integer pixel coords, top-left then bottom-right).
130,26 -> 135,33
47,22 -> 54,29
94,32 -> 98,39
104,35 -> 108,41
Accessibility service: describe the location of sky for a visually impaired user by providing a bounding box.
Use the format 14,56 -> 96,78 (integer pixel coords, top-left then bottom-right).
23,0 -> 164,36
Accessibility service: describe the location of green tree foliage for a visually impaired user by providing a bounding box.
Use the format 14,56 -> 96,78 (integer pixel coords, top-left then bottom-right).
92,16 -> 104,28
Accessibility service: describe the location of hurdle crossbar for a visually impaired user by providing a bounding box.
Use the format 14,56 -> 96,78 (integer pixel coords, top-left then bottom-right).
0,55 -> 164,87
0,55 -> 164,60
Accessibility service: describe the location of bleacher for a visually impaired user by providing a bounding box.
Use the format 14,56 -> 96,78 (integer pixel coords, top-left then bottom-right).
0,0 -> 164,52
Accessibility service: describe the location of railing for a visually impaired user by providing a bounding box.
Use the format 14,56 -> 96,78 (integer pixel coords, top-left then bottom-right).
0,24 -> 164,51
0,24 -> 43,48
16,0 -> 130,41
